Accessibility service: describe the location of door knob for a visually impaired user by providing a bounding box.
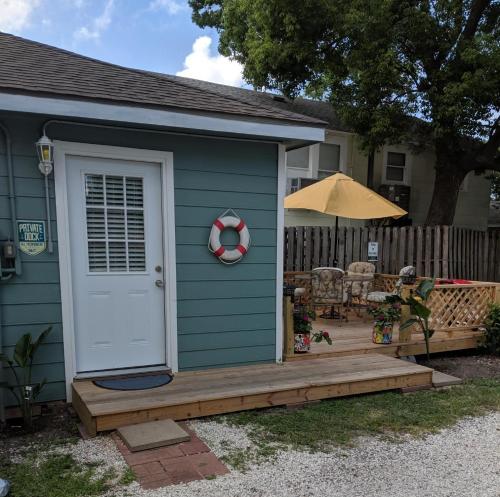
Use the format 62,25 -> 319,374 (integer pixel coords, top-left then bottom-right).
155,279 -> 165,288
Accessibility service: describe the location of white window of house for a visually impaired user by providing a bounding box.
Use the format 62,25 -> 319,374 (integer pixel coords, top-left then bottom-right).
383,151 -> 407,184
286,147 -> 309,169
318,143 -> 341,179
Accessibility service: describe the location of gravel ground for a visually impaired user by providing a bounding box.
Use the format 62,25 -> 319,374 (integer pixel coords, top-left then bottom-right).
101,412 -> 500,497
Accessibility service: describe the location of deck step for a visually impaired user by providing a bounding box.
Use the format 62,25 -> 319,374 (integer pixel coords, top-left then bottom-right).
117,419 -> 190,452
432,371 -> 463,387
72,354 -> 433,436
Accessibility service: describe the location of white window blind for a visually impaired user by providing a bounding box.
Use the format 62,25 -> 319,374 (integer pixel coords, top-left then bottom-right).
85,174 -> 146,273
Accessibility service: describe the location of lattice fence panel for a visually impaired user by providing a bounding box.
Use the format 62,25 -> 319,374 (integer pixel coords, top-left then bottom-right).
428,285 -> 496,332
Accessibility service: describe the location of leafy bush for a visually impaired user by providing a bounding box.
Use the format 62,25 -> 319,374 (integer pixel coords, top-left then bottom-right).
480,303 -> 500,355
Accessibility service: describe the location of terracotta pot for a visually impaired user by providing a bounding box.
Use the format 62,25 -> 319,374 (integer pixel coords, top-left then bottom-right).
372,322 -> 393,344
294,332 -> 311,353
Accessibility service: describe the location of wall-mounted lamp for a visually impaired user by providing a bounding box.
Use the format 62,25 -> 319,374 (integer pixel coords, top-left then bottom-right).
35,134 -> 54,176
35,134 -> 54,253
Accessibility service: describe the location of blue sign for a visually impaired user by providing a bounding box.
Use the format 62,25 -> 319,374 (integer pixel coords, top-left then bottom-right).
17,221 -> 46,256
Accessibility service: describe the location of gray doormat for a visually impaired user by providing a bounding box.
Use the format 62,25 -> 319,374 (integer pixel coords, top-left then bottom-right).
93,373 -> 173,391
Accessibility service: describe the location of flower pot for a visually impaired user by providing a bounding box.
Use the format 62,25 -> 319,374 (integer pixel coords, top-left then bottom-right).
372,322 -> 393,344
294,332 -> 311,353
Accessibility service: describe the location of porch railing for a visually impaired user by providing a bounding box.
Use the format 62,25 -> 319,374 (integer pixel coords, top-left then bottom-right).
285,271 -> 500,335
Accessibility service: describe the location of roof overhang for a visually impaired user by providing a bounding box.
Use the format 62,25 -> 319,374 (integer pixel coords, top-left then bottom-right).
0,92 -> 325,144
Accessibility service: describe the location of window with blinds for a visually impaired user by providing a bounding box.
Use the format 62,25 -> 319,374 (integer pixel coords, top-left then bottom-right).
85,174 -> 146,273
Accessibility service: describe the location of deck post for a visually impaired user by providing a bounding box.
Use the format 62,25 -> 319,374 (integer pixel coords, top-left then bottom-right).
283,296 -> 295,359
399,285 -> 415,343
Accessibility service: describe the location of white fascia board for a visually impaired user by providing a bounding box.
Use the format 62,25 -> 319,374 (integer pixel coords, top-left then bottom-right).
0,92 -> 326,142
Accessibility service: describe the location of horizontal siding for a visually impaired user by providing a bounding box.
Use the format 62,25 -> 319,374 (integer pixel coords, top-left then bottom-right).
0,114 -> 278,404
178,345 -> 276,370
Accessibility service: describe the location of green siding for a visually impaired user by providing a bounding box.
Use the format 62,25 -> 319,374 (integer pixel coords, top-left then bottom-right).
0,113 -> 278,403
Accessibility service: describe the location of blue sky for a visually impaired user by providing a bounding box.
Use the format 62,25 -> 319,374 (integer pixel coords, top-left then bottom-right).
0,0 -> 245,86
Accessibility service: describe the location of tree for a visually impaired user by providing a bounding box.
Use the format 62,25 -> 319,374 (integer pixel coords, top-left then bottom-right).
190,0 -> 500,224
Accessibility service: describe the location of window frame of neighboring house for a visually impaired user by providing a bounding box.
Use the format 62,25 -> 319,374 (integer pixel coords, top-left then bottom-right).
285,133 -> 348,195
382,147 -> 411,186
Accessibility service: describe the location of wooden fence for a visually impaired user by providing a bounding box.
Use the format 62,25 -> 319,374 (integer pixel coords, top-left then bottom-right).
284,226 -> 500,282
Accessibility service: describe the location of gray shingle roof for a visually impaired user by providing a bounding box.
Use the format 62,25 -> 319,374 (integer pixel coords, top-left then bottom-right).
157,74 -> 350,132
0,32 -> 325,127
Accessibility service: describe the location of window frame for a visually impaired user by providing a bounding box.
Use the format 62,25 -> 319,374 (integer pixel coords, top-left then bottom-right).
382,148 -> 411,185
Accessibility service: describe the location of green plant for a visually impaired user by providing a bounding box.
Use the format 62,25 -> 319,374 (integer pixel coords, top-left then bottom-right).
399,279 -> 435,359
367,301 -> 402,327
312,330 -> 332,345
293,309 -> 316,334
0,326 -> 52,429
480,303 -> 500,355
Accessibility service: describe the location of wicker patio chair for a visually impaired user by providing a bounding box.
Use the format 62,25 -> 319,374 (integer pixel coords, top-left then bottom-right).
311,267 -> 347,322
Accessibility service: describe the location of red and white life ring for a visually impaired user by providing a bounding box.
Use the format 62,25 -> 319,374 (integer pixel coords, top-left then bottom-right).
209,215 -> 250,263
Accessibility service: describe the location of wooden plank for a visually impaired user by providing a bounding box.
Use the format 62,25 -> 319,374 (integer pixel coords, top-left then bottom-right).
345,227 -> 354,269
313,226 -> 321,269
434,225 -> 441,277
390,227 -> 399,274
304,226 -> 313,271
376,227 -> 384,274
283,296 -> 295,359
407,226 -> 414,268
321,227 -> 329,267
425,226 -> 432,277
329,227 -> 336,267
338,227 -> 346,269
442,226 -> 449,279
416,226 -> 424,276
296,226 -> 304,271
285,227 -> 294,271
383,227 -> 391,274
353,227 -> 361,263
398,227 -> 406,270
360,227 -> 369,262
71,386 -> 97,437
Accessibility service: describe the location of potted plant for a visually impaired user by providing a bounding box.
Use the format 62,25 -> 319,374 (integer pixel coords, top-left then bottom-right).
368,300 -> 401,344
293,308 -> 315,353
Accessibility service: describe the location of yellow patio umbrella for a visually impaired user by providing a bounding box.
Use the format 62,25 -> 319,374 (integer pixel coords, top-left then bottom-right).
284,172 -> 407,264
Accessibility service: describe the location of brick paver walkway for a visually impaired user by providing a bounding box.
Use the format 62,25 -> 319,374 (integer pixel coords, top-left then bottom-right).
113,423 -> 229,489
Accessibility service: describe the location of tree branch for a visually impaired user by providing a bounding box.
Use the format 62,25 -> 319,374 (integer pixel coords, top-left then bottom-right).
461,0 -> 491,41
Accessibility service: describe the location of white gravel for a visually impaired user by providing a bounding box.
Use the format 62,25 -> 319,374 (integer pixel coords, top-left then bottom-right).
14,413 -> 499,497
115,412 -> 499,497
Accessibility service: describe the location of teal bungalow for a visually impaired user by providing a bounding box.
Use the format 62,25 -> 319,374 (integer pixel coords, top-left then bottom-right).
0,32 -> 325,416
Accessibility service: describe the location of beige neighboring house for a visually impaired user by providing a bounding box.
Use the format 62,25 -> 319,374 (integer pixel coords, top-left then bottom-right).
144,77 -> 491,230
280,100 -> 492,230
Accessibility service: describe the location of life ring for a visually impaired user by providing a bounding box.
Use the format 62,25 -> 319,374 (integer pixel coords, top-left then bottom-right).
209,215 -> 250,263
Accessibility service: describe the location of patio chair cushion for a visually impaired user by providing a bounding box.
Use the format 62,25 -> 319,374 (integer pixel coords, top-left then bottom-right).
367,291 -> 392,303
347,262 -> 375,275
311,267 -> 347,304
346,262 -> 375,300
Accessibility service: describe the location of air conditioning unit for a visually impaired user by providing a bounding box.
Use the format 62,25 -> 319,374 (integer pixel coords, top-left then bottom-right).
378,184 -> 411,212
287,177 -> 320,195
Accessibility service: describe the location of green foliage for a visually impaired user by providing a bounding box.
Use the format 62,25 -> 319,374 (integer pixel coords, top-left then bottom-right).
0,454 -> 115,497
367,299 -> 402,326
190,0 -> 500,223
0,326 -> 52,429
480,303 -> 500,355
293,308 -> 316,334
399,279 -> 435,359
312,330 -> 332,345
222,379 -> 500,452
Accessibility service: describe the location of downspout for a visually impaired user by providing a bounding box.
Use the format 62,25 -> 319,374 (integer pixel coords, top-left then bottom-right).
0,121 -> 21,425
0,122 -> 22,275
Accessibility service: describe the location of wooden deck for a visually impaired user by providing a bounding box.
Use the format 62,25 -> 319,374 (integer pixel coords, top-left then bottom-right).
286,318 -> 484,362
72,354 -> 433,436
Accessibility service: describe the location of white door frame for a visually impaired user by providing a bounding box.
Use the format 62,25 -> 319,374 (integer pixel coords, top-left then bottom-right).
53,141 -> 178,400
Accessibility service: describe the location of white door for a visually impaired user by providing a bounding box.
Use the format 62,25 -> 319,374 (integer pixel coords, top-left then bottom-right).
67,155 -> 166,373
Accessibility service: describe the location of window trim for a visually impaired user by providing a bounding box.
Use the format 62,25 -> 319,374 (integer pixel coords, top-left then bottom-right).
382,148 -> 411,186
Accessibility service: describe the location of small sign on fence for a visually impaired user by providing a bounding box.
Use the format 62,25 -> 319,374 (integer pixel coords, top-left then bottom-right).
367,241 -> 378,262
17,220 -> 46,256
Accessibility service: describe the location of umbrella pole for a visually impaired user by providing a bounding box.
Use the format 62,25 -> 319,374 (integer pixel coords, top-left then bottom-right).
333,216 -> 339,267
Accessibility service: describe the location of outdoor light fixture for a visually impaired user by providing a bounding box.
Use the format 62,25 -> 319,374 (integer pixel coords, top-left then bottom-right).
35,134 -> 54,175
35,133 -> 55,253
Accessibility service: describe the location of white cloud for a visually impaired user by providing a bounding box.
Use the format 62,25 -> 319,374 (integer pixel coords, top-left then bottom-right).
176,36 -> 244,87
149,0 -> 184,15
74,0 -> 113,41
0,0 -> 40,33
